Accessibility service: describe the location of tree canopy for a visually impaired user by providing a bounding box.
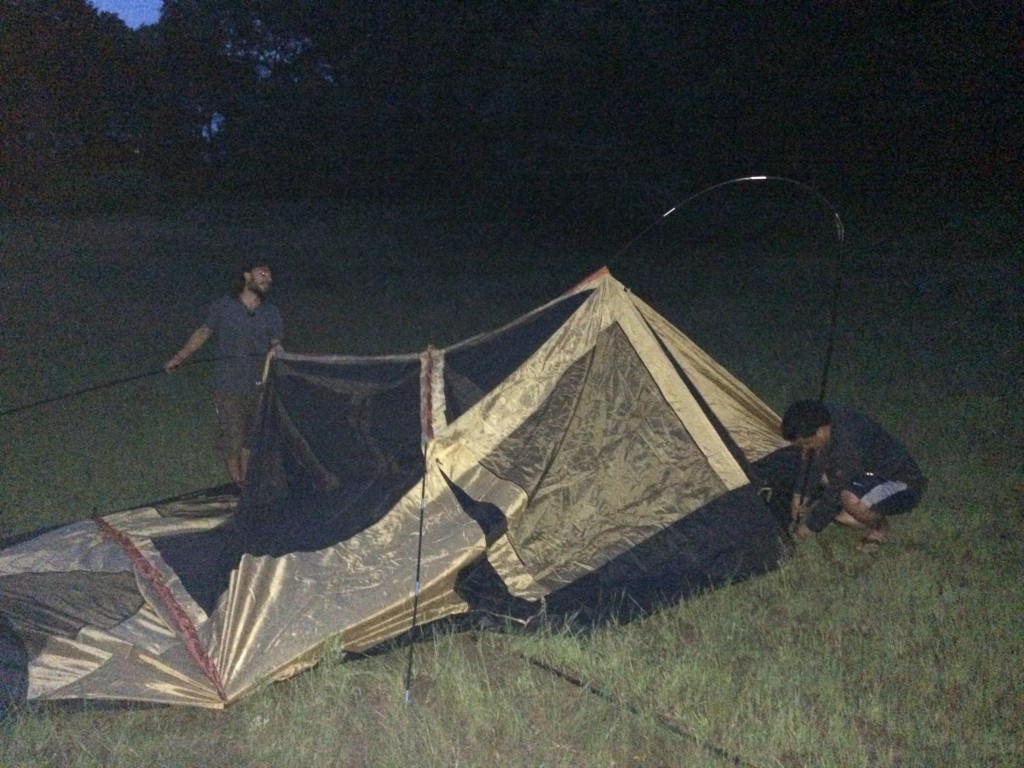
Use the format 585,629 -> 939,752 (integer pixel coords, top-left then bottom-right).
0,1 -> 1015,213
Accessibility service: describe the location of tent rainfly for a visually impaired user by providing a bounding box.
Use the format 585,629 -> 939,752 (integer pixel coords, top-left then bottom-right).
0,268 -> 798,709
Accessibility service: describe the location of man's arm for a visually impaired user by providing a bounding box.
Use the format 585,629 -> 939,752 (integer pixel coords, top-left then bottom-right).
165,327 -> 212,372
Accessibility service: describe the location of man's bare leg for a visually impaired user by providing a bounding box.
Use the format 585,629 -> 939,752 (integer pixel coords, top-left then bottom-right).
227,454 -> 245,487
239,448 -> 250,483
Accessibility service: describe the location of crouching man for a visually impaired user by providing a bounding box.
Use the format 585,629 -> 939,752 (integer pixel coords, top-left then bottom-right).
781,400 -> 926,551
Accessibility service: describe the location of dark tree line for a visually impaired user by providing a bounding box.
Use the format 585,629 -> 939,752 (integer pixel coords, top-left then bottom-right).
0,0 -> 1016,214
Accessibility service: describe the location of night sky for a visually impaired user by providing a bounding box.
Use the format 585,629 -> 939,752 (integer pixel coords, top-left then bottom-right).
87,0 -> 161,28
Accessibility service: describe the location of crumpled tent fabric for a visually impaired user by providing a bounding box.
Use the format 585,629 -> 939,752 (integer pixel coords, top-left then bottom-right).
0,268 -> 793,709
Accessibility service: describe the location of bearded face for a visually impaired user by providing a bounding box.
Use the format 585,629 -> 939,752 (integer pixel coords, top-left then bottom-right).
245,267 -> 272,298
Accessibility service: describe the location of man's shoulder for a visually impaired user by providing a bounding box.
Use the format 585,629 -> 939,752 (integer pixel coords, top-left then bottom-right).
256,300 -> 283,324
829,405 -> 874,426
209,294 -> 241,311
203,295 -> 240,324
831,405 -> 898,450
827,405 -> 882,446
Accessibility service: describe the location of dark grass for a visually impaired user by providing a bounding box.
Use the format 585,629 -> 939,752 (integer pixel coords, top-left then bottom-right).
0,192 -> 1022,766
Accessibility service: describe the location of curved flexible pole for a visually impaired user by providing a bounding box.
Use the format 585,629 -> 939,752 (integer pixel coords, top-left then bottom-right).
610,174 -> 845,403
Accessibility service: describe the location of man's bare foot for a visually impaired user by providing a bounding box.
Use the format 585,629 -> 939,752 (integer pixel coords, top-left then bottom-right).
857,523 -> 888,552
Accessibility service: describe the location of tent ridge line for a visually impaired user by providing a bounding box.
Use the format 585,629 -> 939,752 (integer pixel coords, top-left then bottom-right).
93,517 -> 228,702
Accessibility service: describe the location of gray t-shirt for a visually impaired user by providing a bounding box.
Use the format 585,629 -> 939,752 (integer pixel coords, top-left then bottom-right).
203,296 -> 284,395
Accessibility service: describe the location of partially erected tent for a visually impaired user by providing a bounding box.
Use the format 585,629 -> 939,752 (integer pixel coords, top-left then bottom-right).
0,268 -> 797,709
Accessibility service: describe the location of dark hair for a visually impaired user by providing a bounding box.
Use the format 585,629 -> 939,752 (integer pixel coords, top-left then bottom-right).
781,400 -> 831,440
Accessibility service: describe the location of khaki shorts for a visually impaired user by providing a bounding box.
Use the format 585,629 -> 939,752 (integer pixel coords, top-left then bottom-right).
214,392 -> 261,458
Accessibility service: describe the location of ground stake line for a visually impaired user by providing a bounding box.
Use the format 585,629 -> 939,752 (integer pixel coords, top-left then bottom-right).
507,645 -> 765,768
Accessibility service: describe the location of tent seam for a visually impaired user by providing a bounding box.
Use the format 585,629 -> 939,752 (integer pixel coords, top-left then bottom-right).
93,517 -> 228,702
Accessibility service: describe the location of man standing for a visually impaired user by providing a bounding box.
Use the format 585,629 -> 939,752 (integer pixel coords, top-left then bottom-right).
781,400 -> 926,551
165,262 -> 283,487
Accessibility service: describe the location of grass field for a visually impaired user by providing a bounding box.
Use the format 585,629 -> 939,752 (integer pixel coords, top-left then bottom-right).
1,192 -> 1021,766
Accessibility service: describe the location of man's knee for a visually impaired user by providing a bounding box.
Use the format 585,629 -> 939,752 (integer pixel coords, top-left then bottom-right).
840,492 -> 881,526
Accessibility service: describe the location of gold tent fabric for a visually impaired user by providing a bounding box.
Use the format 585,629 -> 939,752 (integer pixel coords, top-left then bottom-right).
0,269 -> 788,708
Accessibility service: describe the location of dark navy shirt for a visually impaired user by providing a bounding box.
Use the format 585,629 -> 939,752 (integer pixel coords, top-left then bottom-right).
805,406 -> 926,532
203,296 -> 284,395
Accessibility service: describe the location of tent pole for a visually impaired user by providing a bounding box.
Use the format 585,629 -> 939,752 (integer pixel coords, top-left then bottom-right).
0,351 -> 279,419
609,174 -> 846,403
403,436 -> 430,705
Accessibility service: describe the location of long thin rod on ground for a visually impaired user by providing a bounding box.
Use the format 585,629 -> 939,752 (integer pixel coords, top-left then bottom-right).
504,641 -> 766,768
